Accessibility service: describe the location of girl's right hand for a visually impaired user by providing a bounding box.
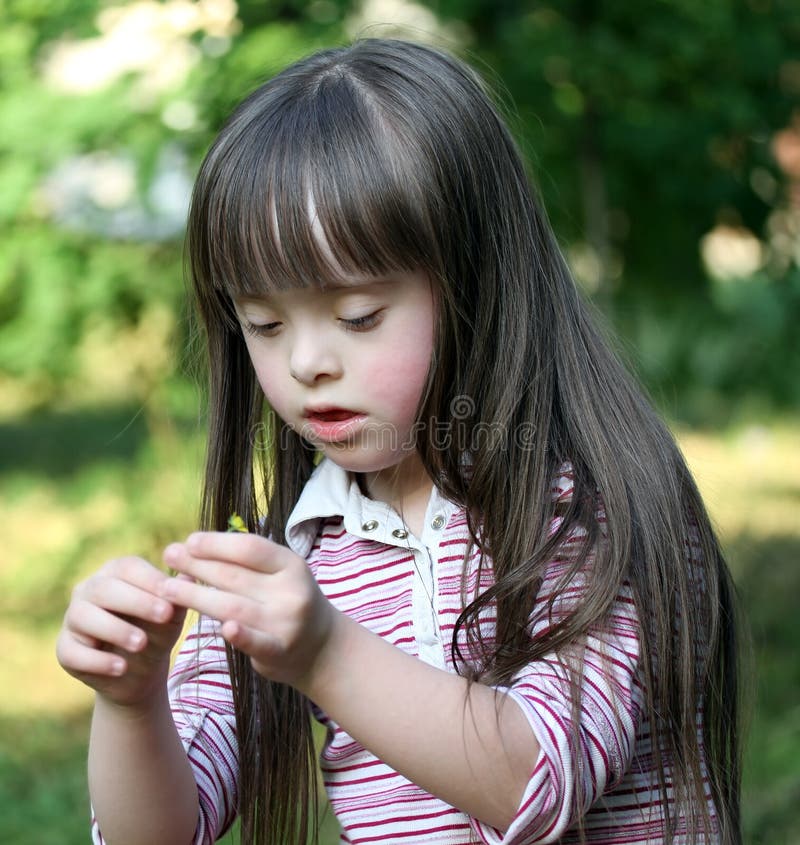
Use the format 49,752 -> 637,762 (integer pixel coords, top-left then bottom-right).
56,557 -> 187,710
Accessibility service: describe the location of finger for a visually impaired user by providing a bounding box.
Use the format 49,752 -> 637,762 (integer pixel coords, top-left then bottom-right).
159,576 -> 262,628
183,531 -> 291,573
163,544 -> 264,596
102,556 -> 172,593
78,575 -> 175,626
57,635 -> 127,678
219,619 -> 284,665
66,600 -> 151,653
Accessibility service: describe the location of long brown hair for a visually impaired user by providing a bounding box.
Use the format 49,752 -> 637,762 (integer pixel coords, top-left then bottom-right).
187,38 -> 742,843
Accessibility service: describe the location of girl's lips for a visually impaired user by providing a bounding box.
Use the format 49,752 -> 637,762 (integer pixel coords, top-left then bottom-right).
307,408 -> 359,422
301,408 -> 366,443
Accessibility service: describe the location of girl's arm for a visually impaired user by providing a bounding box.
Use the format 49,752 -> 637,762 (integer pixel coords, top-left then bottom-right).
299,609 -> 538,831
89,688 -> 200,845
163,533 -> 539,832
56,556 -> 200,845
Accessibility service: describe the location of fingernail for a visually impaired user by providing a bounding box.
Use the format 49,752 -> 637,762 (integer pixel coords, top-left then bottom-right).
111,659 -> 125,676
154,600 -> 172,620
163,543 -> 181,563
128,631 -> 144,649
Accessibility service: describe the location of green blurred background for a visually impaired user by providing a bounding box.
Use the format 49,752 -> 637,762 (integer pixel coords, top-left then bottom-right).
0,1 -> 798,842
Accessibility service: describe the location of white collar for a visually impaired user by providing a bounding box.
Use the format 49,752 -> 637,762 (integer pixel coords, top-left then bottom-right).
285,458 -> 459,558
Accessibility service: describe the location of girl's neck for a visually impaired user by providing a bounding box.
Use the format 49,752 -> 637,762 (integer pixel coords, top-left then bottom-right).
358,455 -> 434,539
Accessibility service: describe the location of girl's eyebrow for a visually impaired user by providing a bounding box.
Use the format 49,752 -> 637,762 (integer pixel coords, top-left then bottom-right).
233,294 -> 273,306
234,277 -> 393,305
322,277 -> 394,292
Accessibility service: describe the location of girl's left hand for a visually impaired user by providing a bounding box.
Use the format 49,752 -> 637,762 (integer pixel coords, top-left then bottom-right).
161,533 -> 337,689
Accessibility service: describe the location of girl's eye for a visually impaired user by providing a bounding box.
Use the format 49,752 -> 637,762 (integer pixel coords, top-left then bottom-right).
243,320 -> 281,337
340,311 -> 383,332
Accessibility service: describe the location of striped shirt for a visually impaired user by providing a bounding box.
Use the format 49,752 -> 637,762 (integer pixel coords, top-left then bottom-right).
92,459 -> 718,844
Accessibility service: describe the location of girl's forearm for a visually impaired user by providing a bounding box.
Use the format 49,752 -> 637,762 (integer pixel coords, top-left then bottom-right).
89,689 -> 199,845
298,610 -> 540,833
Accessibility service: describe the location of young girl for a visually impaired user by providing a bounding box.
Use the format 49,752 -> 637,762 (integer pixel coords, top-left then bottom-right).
57,38 -> 742,844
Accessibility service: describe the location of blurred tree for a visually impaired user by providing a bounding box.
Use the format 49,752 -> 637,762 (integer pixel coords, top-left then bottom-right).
0,0 -> 353,411
429,0 -> 800,413
432,0 -> 797,293
1,0 -> 798,416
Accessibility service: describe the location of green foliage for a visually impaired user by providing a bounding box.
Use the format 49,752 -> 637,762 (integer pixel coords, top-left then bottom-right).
0,713 -> 94,845
0,0 -> 352,408
437,0 -> 798,278
441,0 -> 800,418
735,533 -> 800,843
620,268 -> 800,422
2,0 -> 798,415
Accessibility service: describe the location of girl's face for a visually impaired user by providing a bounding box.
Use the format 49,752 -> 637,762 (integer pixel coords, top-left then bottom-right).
234,269 -> 435,490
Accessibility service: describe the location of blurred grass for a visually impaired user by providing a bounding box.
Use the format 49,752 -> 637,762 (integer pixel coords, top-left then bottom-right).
0,400 -> 797,844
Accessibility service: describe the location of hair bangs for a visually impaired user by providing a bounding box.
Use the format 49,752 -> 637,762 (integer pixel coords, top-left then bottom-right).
196,67 -> 440,307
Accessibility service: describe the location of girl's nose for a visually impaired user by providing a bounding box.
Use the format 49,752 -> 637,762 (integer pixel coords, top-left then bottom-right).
289,331 -> 343,385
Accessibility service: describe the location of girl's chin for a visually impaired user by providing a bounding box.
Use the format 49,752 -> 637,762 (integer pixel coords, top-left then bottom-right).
320,445 -> 417,476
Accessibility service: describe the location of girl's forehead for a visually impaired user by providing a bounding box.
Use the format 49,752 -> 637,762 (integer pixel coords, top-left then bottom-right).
232,192 -> 416,295
205,105 -> 440,298
303,196 -> 354,281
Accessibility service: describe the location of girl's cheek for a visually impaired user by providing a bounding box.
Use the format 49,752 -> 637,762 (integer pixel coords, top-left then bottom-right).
368,352 -> 431,418
261,382 -> 290,416
253,365 -> 291,418
370,321 -> 434,414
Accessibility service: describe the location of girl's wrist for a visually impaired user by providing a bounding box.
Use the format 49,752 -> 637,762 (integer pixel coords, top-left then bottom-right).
294,606 -> 352,701
94,678 -> 171,723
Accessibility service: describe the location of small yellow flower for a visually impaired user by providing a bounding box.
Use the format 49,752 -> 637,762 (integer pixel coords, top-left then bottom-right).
227,513 -> 248,533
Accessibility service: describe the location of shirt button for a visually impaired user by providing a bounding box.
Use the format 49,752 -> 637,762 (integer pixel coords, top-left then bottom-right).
431,515 -> 446,530
362,520 -> 379,532
391,528 -> 409,539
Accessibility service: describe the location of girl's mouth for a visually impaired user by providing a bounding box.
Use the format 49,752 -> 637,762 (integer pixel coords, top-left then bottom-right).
302,407 -> 366,442
309,409 -> 358,422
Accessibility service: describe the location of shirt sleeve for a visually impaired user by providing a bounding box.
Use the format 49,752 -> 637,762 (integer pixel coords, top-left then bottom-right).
471,527 -> 644,845
90,614 -> 238,845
